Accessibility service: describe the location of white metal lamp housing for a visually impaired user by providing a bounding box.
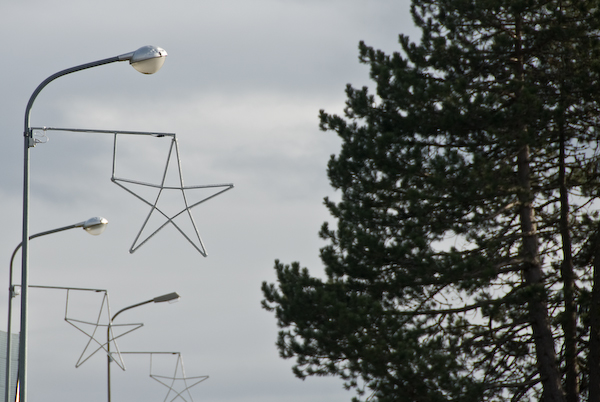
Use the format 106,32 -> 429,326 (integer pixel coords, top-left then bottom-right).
129,46 -> 168,74
82,216 -> 108,236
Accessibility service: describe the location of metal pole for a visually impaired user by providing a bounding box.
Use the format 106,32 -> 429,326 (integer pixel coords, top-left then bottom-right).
107,293 -> 178,402
18,133 -> 30,402
107,299 -> 152,402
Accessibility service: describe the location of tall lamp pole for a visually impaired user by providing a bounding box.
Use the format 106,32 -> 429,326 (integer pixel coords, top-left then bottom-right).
107,292 -> 180,402
4,217 -> 108,402
20,45 -> 167,402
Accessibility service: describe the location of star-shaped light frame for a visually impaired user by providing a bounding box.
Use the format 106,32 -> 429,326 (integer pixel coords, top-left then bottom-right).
28,285 -> 142,370
64,288 -> 144,370
32,127 -> 234,257
120,352 -> 208,402
150,352 -> 208,402
110,133 -> 233,256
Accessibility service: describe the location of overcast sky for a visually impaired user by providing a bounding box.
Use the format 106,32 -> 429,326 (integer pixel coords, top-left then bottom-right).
0,1 -> 418,401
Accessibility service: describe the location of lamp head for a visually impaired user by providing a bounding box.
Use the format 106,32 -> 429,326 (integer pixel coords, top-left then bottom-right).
83,216 -> 108,236
130,45 -> 167,74
153,292 -> 180,303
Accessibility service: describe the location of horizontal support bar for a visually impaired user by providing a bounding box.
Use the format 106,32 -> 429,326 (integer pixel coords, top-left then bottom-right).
31,126 -> 176,138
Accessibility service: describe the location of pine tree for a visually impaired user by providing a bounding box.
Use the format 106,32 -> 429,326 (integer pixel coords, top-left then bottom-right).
262,1 -> 600,401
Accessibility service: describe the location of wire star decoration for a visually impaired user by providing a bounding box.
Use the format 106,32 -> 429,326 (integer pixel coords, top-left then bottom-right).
64,289 -> 143,370
147,352 -> 209,402
110,133 -> 233,256
30,286 -> 142,370
30,127 -> 233,256
68,317 -> 143,370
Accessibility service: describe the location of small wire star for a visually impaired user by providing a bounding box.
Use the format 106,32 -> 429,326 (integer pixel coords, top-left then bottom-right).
61,288 -> 143,369
149,353 -> 208,402
111,134 -> 233,256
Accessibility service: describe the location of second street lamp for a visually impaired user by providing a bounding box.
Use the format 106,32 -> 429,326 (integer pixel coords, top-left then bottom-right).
5,217 -> 108,402
107,292 -> 180,402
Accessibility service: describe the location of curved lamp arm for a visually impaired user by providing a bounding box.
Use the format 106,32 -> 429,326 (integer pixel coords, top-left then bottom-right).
110,292 -> 181,322
23,46 -> 167,142
9,217 -> 108,295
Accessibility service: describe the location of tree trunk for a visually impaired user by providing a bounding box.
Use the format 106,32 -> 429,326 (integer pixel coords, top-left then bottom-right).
558,126 -> 579,402
589,228 -> 600,402
517,145 -> 565,402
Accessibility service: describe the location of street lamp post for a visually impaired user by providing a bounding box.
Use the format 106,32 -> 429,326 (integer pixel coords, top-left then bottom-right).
19,46 -> 167,402
107,292 -> 180,402
5,217 -> 108,402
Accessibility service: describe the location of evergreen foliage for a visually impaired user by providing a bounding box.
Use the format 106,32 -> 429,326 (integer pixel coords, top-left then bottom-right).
261,1 -> 600,401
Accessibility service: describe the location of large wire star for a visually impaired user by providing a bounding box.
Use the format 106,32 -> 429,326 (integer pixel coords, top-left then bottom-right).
110,133 -> 233,256
29,127 -> 233,256
148,352 -> 208,402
